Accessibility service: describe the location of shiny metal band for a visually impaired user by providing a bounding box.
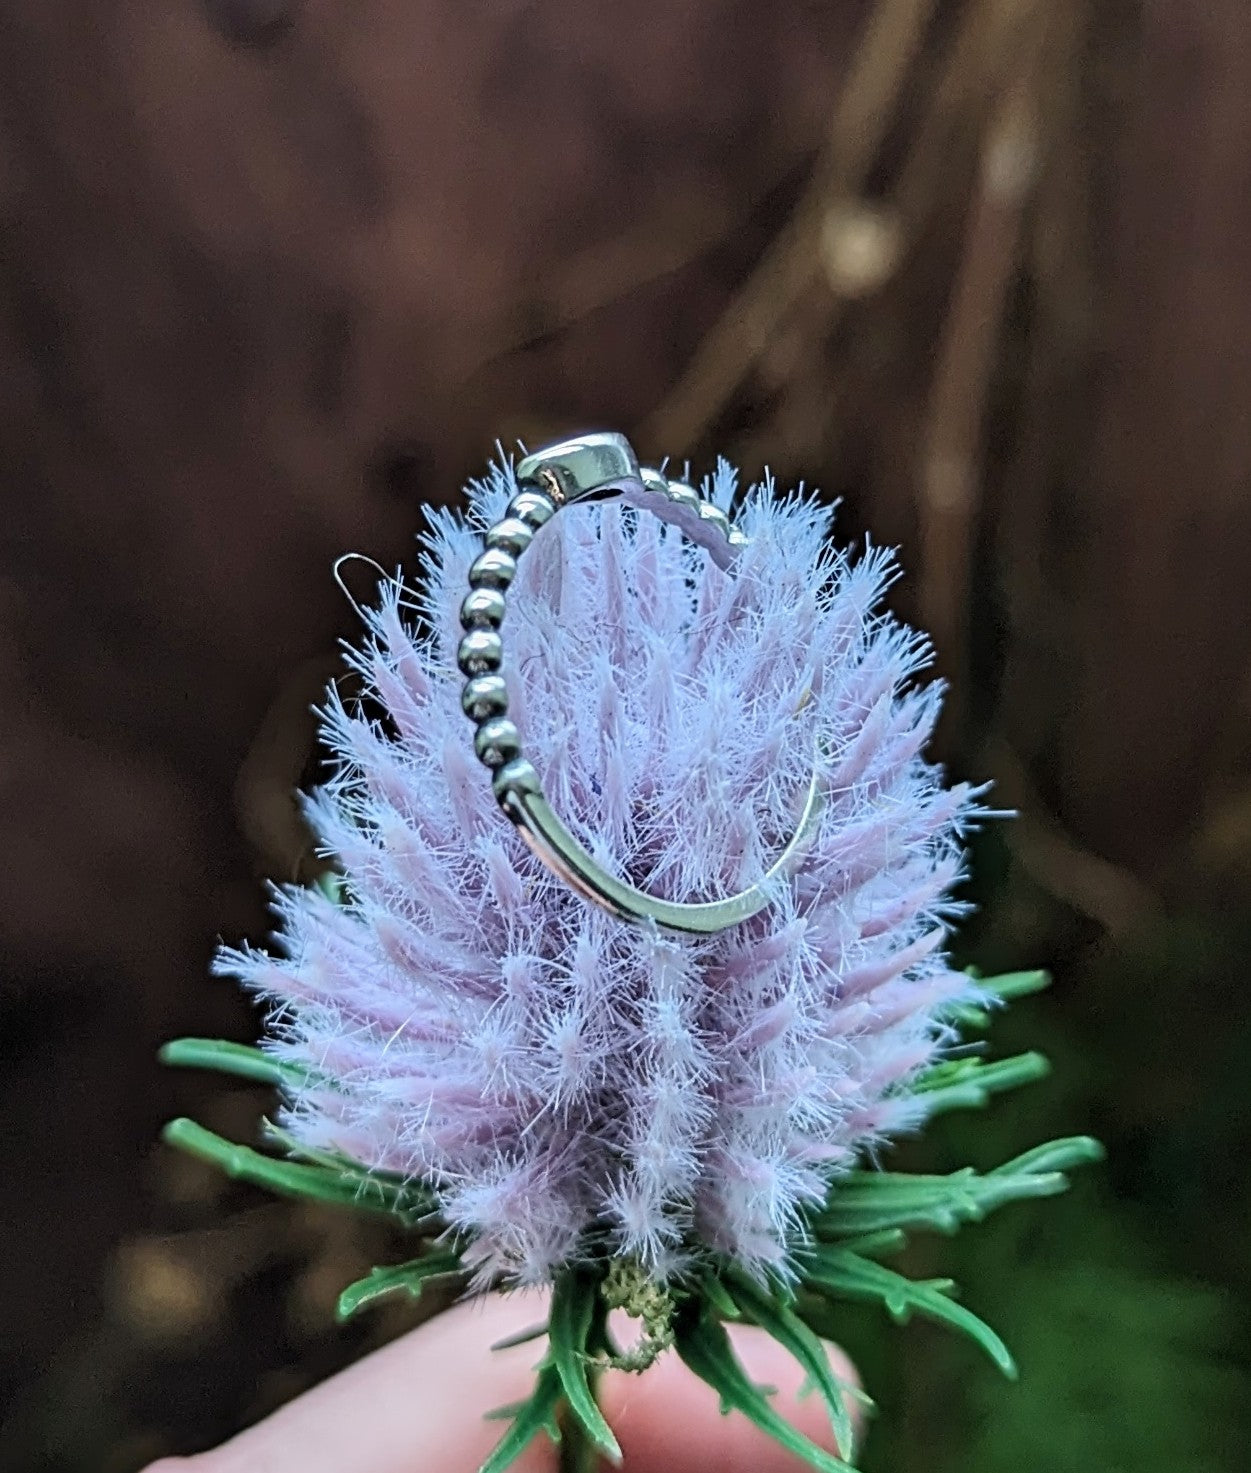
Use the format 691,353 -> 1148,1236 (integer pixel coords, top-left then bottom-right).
459,431 -> 820,933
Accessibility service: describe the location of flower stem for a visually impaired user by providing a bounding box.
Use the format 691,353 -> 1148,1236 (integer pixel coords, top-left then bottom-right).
557,1400 -> 604,1473
556,1274 -> 615,1472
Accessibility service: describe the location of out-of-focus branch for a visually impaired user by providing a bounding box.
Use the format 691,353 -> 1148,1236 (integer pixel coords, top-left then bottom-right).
640,0 -> 938,453
919,67 -> 1042,749
233,654 -> 342,881
735,0 -> 1055,478
988,738 -> 1162,937
644,0 -> 1055,464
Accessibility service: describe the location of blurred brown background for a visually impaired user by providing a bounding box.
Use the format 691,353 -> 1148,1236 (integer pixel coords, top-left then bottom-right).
1,2 -> 1248,1470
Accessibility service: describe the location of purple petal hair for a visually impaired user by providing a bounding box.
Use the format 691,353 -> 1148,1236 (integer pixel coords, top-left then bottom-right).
218,458 -> 982,1285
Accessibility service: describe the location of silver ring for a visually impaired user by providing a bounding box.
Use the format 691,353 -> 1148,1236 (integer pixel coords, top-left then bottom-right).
458,431 -> 823,934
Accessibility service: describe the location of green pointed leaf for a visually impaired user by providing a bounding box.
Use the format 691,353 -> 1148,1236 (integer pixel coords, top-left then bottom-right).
489,1320 -> 550,1352
479,1363 -> 563,1473
994,1135 -> 1105,1176
257,1120 -> 440,1219
159,1037 -> 320,1093
336,1250 -> 464,1321
976,968 -> 1051,1001
548,1271 -> 621,1465
260,1118 -> 358,1170
161,1118 -> 430,1226
912,1051 -> 1051,1116
700,1274 -> 743,1320
946,969 -> 1050,1029
674,1308 -> 858,1473
803,1248 -> 1016,1379
316,870 -> 346,904
811,1133 -> 1099,1240
812,1168 -> 1006,1237
483,1400 -> 528,1423
724,1270 -> 856,1459
259,1120 -> 442,1220
837,1229 -> 908,1258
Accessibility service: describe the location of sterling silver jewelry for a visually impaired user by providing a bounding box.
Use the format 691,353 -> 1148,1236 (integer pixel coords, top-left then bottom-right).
459,431 -> 822,934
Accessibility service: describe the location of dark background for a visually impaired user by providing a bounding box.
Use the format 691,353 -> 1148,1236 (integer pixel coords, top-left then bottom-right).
1,2 -> 1248,1469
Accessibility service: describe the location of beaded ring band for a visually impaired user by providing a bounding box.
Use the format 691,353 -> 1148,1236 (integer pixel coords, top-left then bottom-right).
458,431 -> 823,934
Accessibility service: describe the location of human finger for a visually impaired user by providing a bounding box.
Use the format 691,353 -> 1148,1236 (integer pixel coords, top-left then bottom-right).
141,1289 -> 861,1473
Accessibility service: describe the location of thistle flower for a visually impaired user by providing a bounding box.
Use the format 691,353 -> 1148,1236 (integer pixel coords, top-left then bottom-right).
164,448 -> 1099,1473
214,458 -> 976,1280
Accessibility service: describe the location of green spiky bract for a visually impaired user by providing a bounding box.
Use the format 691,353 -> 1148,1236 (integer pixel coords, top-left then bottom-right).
159,970 -> 1100,1473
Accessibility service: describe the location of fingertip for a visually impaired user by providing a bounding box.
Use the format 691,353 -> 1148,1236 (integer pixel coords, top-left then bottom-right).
138,1297 -> 862,1473
158,1291 -> 559,1473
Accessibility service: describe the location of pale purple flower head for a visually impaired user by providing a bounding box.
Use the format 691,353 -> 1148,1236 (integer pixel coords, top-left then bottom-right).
220,459 -> 981,1284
